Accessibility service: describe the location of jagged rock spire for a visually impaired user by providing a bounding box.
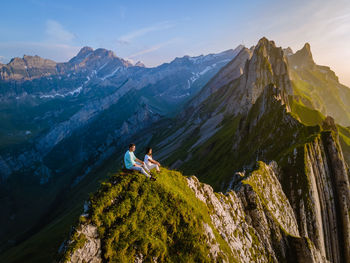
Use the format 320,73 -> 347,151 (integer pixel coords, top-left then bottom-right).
288,42 -> 315,69
226,36 -> 293,114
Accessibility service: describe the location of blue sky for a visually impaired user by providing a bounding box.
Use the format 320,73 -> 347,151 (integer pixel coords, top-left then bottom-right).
1,0 -> 350,86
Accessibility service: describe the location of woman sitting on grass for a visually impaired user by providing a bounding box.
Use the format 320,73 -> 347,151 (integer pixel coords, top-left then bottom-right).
144,147 -> 161,174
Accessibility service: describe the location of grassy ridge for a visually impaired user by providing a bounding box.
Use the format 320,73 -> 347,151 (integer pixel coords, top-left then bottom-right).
62,168 -> 234,262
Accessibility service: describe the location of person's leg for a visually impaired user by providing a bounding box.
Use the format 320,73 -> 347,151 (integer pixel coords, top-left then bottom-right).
147,163 -> 160,172
137,162 -> 150,173
130,166 -> 151,178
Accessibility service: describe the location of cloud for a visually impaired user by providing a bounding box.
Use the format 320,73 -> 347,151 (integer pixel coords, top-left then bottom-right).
127,38 -> 180,59
0,55 -> 6,63
117,21 -> 175,45
0,19 -> 79,62
45,19 -> 75,43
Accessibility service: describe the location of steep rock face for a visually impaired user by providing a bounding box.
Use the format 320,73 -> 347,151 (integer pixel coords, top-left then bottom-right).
188,47 -> 252,108
220,37 -> 293,116
182,37 -> 293,128
60,165 -> 329,263
279,130 -> 350,263
237,37 -> 293,112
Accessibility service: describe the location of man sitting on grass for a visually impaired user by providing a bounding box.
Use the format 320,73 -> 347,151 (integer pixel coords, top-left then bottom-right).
124,143 -> 156,181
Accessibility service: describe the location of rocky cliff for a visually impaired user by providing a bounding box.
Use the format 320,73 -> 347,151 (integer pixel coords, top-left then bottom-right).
59,163 -> 335,263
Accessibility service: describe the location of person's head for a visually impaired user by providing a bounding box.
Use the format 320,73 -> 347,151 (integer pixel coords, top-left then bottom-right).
129,143 -> 136,152
145,147 -> 152,155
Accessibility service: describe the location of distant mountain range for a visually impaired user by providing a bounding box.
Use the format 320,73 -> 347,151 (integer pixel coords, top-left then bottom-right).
0,44 -> 242,258
0,44 -> 242,179
0,38 -> 349,263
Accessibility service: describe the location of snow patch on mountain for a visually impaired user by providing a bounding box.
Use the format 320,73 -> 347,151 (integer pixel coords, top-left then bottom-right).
39,86 -> 83,99
101,66 -> 122,81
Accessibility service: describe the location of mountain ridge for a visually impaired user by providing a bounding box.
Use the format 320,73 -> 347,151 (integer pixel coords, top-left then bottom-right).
1,37 -> 350,263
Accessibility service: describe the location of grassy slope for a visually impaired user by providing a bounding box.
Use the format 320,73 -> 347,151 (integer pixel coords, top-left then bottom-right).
160,90 -> 324,192
61,168 -> 235,263
158,93 -> 350,193
290,67 -> 350,126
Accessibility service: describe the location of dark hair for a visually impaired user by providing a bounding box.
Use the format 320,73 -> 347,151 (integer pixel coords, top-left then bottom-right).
129,143 -> 135,149
145,147 -> 152,155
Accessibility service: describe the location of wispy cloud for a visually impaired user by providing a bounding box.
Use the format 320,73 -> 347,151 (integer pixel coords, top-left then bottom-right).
45,19 -> 75,43
127,38 -> 180,59
0,19 -> 79,62
117,21 -> 175,45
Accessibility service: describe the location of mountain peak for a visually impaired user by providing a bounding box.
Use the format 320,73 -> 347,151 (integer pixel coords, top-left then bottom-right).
79,46 -> 94,54
287,42 -> 315,69
299,42 -> 313,60
256,37 -> 276,49
303,42 -> 311,52
283,47 -> 294,56
73,46 -> 94,61
67,47 -> 122,68
135,61 -> 146,67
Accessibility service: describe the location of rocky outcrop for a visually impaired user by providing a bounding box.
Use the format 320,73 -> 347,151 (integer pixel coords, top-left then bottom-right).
63,224 -> 101,263
280,129 -> 350,263
61,163 -> 330,262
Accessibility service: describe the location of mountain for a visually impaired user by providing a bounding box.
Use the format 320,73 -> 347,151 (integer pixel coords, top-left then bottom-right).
1,37 -> 350,262
0,46 -> 242,181
0,55 -> 58,81
130,37 -> 350,262
0,45 -> 241,258
59,167 -> 329,262
287,43 -> 350,126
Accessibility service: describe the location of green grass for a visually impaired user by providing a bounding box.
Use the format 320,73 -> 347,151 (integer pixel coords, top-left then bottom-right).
290,99 -> 325,126
290,67 -> 350,126
175,114 -> 242,189
61,168 -> 235,262
169,91 -> 323,191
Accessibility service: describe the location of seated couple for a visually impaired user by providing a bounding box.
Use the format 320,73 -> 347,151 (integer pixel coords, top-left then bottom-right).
124,143 -> 160,181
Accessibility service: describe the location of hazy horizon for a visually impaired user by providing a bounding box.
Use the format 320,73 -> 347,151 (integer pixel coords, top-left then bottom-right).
1,0 -> 349,86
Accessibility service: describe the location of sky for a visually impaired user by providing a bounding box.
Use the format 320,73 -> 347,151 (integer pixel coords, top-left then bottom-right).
1,0 -> 350,86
